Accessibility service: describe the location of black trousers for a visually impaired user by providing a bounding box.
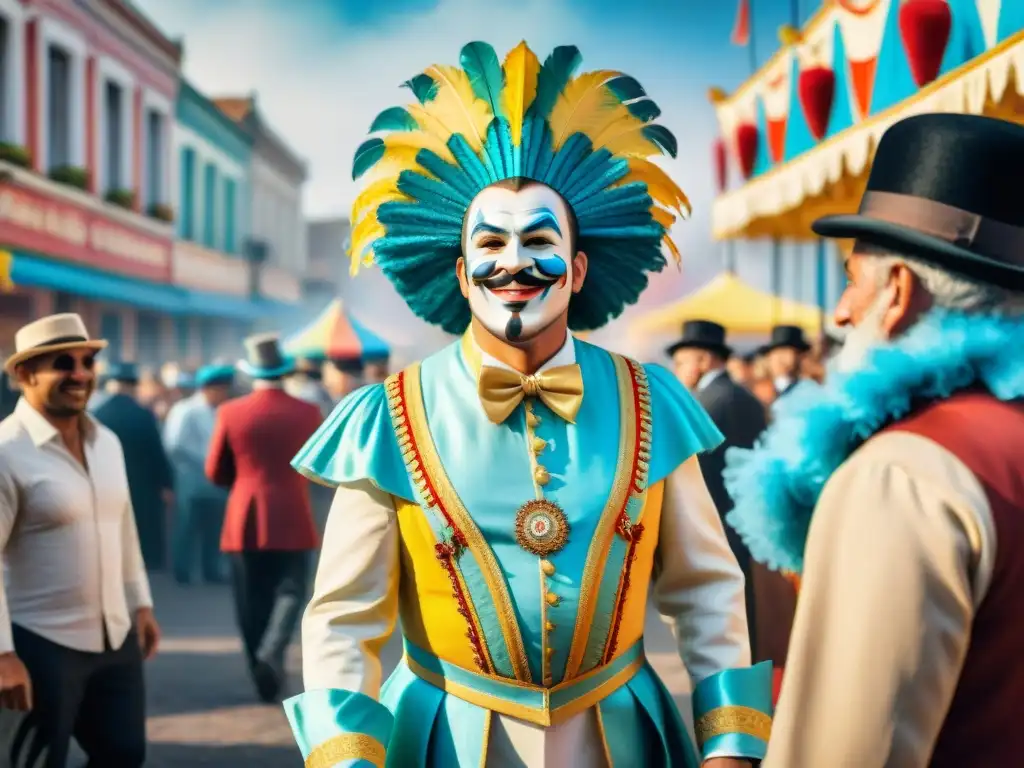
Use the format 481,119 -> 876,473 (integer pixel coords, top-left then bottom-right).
2,625 -> 145,768
229,551 -> 309,674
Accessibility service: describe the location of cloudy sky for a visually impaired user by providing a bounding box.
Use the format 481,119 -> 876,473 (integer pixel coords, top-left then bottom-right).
138,0 -> 827,354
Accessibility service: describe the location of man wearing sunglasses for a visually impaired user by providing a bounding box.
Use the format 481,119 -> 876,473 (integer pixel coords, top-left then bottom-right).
0,313 -> 158,768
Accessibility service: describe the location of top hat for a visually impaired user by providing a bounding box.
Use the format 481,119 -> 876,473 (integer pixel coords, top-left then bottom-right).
665,320 -> 732,358
238,333 -> 295,380
104,361 -> 139,384
762,325 -> 810,353
4,313 -> 107,374
813,113 -> 1024,290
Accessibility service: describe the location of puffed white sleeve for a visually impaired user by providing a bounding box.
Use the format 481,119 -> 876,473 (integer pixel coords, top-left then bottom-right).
653,456 -> 773,763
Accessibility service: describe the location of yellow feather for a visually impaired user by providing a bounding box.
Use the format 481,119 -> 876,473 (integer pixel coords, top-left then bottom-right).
547,70 -> 629,151
618,158 -> 691,215
664,234 -> 682,266
383,130 -> 456,163
350,177 -> 410,225
650,205 -> 675,230
351,216 -> 386,254
500,41 -> 540,145
598,125 -> 663,159
415,64 -> 493,151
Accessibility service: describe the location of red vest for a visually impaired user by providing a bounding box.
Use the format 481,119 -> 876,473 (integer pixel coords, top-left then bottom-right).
884,392 -> 1024,767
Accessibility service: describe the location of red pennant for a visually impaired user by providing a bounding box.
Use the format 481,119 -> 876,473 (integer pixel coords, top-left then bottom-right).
899,0 -> 952,87
713,139 -> 728,193
735,123 -> 758,179
731,0 -> 751,46
798,66 -> 836,141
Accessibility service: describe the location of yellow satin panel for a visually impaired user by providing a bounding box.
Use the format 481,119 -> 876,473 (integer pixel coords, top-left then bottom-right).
392,497 -> 482,670
609,480 -> 665,661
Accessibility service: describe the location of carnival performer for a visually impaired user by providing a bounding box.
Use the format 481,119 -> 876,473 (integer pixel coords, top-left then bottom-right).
725,113 -> 1024,767
284,41 -> 771,767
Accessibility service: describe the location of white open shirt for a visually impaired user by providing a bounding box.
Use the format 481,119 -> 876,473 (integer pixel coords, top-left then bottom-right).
0,397 -> 152,653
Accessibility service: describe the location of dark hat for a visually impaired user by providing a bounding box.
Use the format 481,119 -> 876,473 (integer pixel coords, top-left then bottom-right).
762,325 -> 811,353
237,333 -> 295,380
665,320 -> 732,358
812,113 -> 1024,290
104,361 -> 139,384
330,356 -> 365,376
294,356 -> 325,379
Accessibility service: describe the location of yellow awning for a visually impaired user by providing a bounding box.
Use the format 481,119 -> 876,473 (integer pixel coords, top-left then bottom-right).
630,272 -> 823,336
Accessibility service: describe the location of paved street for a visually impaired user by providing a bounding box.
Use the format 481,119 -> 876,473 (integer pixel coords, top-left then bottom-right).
83,573 -> 695,767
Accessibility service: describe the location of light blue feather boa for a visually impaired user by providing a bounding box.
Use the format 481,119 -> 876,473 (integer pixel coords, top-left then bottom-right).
724,310 -> 1024,575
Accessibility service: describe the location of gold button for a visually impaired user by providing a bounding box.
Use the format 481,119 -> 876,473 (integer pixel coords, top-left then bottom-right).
534,466 -> 550,486
546,647 -> 554,657
527,411 -> 541,427
545,592 -> 559,606
545,621 -> 555,631
531,436 -> 547,454
540,559 -> 555,576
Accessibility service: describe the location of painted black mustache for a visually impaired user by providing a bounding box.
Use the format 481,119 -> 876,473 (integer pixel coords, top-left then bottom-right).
474,270 -> 559,290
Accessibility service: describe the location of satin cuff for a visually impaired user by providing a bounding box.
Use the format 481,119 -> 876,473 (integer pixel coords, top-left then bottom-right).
692,661 -> 773,762
283,688 -> 393,768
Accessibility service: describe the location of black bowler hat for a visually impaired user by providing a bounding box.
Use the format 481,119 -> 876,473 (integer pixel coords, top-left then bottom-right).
813,113 -> 1024,290
330,356 -> 365,376
666,320 -> 732,358
762,325 -> 810,354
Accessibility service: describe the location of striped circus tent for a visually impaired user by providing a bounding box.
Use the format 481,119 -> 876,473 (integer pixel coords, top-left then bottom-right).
283,299 -> 390,362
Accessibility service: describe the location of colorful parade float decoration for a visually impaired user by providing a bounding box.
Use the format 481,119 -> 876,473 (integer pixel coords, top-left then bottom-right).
282,299 -> 390,364
708,0 -> 1024,243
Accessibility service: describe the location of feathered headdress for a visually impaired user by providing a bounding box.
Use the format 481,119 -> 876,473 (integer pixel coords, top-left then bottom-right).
349,41 -> 691,334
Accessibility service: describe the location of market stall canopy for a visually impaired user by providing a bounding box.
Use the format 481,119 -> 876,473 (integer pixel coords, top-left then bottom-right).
283,299 -> 390,361
708,1 -> 1024,241
630,272 -> 823,336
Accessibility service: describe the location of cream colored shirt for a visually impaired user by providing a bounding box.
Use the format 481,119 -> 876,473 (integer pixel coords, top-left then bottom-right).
0,398 -> 152,654
302,336 -> 750,765
765,431 -> 997,767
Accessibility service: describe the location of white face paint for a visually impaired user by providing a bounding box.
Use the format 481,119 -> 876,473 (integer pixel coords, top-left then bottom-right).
462,183 -> 575,343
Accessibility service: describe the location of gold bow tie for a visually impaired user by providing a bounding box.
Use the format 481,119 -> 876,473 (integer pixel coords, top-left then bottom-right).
478,364 -> 584,425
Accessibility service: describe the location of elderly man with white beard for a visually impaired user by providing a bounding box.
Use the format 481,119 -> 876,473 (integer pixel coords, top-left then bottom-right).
724,112 -> 1024,768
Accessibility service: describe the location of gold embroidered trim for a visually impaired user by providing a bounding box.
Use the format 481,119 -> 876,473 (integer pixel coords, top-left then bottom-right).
563,354 -> 648,679
694,705 -> 772,748
602,360 -> 652,663
395,363 -> 533,683
305,733 -> 386,768
404,647 -> 645,727
386,368 -> 492,673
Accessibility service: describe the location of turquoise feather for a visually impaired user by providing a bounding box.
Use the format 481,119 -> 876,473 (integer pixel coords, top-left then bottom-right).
396,171 -> 471,210
579,224 -> 663,239
414,149 -> 481,200
605,75 -> 647,103
401,73 -> 438,104
545,134 -> 594,191
447,135 -> 492,189
377,201 -> 464,227
521,116 -> 548,178
460,41 -> 505,118
483,118 -> 515,179
626,100 -> 661,122
642,125 -> 678,158
352,138 -> 386,180
561,148 -> 617,198
369,106 -> 418,133
567,160 -> 631,206
532,45 -> 582,120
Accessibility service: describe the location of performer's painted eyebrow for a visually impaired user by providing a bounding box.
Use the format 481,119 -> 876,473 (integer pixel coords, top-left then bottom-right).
470,211 -> 509,238
521,209 -> 562,237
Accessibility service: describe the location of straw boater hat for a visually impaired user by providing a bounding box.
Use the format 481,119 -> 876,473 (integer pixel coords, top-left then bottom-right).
4,313 -> 107,374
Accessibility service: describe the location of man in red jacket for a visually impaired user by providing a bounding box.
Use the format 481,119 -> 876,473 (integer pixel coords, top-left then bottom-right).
206,333 -> 323,702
